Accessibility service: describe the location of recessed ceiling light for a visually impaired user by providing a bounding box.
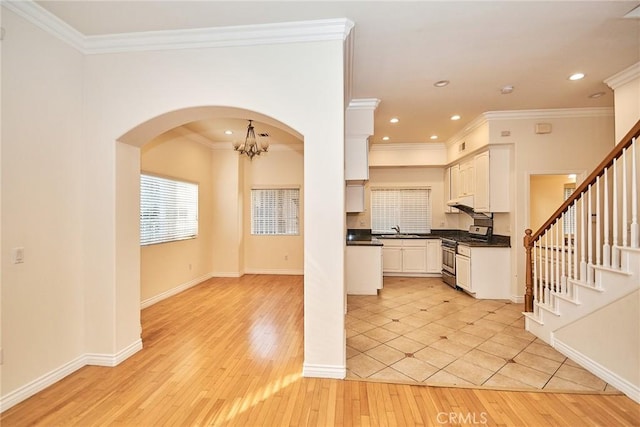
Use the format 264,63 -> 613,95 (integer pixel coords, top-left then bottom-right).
382,136 -> 390,141
390,117 -> 399,123
434,80 -> 450,87
224,130 -> 233,135
430,135 -> 438,140
450,115 -> 461,121
501,85 -> 514,95
589,91 -> 606,99
569,73 -> 585,81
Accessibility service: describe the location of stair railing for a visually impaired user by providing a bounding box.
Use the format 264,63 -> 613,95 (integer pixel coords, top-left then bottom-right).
524,120 -> 640,312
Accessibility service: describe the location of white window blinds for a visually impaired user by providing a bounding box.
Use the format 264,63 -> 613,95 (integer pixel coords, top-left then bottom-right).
140,174 -> 198,246
371,188 -> 431,234
251,188 -> 300,235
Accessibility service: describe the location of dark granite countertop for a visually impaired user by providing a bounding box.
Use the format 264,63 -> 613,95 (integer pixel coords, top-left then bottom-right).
347,228 -> 511,247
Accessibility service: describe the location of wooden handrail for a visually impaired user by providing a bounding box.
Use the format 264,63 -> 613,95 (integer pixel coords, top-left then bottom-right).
523,119 -> 640,311
529,119 -> 640,243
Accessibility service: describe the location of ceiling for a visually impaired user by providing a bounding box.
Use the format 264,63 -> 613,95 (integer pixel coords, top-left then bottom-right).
35,1 -> 640,146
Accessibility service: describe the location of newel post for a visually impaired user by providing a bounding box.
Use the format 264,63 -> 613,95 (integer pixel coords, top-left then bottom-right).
524,229 -> 534,312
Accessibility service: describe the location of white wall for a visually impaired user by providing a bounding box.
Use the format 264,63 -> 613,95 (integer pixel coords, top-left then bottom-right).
491,113 -> 615,300
554,290 -> 640,396
243,146 -> 304,274
140,133 -> 215,303
1,8 -> 350,409
1,8 -> 85,397
605,62 -> 640,143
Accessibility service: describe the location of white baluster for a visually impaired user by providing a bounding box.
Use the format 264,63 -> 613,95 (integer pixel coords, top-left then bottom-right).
561,214 -> 566,293
623,147 -> 628,247
587,185 -> 594,284
545,233 -> 550,304
555,221 -> 560,293
631,138 -> 638,248
580,195 -> 587,283
573,200 -> 578,281
533,240 -> 539,306
613,157 -> 620,268
596,176 -> 601,267
603,167 -> 610,267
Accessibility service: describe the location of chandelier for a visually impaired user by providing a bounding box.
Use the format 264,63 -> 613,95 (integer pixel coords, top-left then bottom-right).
233,120 -> 268,159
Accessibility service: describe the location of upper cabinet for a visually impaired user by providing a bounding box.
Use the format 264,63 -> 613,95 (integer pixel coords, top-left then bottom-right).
345,137 -> 369,181
444,165 -> 459,213
458,159 -> 474,197
345,99 -> 380,182
446,145 -> 511,213
473,146 -> 510,212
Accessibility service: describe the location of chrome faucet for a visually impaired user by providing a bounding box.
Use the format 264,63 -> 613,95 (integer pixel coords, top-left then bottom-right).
391,225 -> 400,234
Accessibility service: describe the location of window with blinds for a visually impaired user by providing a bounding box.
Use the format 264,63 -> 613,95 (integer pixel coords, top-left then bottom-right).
371,188 -> 431,234
140,173 -> 198,246
251,188 -> 300,235
563,186 -> 576,235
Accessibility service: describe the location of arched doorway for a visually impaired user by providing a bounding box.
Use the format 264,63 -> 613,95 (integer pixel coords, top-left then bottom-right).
128,107 -> 305,306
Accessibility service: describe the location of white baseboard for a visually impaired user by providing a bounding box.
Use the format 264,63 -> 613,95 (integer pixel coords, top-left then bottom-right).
243,268 -> 304,275
0,339 -> 143,413
140,273 -> 213,309
210,272 -> 242,278
85,339 -> 143,367
511,295 -> 524,304
302,363 -> 346,379
552,334 -> 640,403
0,355 -> 86,413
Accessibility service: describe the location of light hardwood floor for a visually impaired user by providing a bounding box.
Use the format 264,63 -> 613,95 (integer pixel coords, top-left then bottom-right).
2,275 -> 639,426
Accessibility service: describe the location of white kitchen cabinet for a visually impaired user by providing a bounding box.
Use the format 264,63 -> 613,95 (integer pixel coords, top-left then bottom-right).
455,253 -> 471,291
444,166 -> 459,213
381,243 -> 403,273
401,240 -> 427,272
346,184 -> 365,213
346,245 -> 383,295
458,159 -> 474,196
456,244 -> 511,299
426,239 -> 442,273
345,137 -> 369,181
380,239 -> 440,276
450,164 -> 460,199
473,146 -> 510,212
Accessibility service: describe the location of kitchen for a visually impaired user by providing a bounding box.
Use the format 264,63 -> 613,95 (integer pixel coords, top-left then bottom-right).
345,109 -> 513,301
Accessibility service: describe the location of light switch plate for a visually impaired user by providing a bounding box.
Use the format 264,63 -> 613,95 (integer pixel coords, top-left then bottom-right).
12,247 -> 24,264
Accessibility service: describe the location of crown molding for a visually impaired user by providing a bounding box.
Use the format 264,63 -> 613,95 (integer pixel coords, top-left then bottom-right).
370,142 -> 445,152
483,107 -> 614,121
3,0 -> 85,51
446,107 -> 613,146
3,1 -> 355,54
605,62 -> 640,90
446,114 -> 489,146
347,98 -> 381,111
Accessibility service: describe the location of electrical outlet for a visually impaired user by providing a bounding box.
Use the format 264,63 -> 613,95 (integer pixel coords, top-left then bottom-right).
0,348 -> 4,365
284,254 -> 288,261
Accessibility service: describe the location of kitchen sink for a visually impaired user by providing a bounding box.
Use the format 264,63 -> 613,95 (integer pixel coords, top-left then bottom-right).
379,234 -> 421,238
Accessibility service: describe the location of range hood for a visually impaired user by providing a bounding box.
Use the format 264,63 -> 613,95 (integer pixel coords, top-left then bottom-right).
447,194 -> 475,210
447,195 -> 492,220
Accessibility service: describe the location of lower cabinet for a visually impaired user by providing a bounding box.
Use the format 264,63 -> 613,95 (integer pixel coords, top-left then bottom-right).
380,239 -> 441,275
346,245 -> 383,295
456,244 -> 510,299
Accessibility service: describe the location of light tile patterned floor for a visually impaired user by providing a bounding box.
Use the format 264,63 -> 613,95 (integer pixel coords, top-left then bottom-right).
346,277 -> 617,393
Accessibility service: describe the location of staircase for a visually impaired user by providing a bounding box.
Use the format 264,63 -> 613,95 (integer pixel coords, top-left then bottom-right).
522,120 -> 640,400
